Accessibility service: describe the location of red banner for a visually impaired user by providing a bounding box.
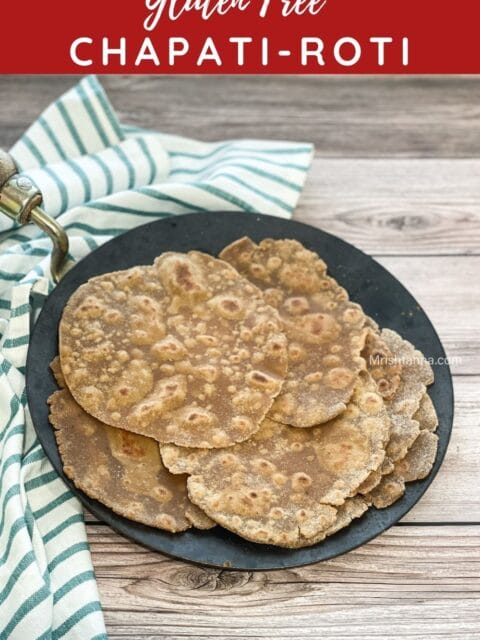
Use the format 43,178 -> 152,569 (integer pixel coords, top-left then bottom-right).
1,0 -> 479,73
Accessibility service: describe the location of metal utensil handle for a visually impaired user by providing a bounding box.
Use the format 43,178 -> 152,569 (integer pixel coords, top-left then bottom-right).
0,149 -> 69,283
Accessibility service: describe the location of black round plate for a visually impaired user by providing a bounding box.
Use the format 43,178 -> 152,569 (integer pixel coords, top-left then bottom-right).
26,212 -> 454,570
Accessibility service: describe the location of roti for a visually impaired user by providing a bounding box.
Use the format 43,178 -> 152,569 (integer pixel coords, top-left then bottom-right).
220,237 -> 368,427
46,236 -> 442,550
48,359 -> 214,531
414,393 -> 439,433
368,431 -> 439,509
59,251 -> 288,448
161,372 -> 389,547
359,328 -> 434,496
49,389 -> 215,531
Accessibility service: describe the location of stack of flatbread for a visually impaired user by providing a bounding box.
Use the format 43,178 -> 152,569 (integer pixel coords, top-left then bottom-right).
48,238 -> 439,547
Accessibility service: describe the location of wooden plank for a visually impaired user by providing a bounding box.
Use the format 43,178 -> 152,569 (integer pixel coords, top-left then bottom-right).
373,256 -> 479,375
1,76 -> 480,157
83,374 -> 480,526
87,525 -> 480,639
295,158 -> 480,255
402,375 -> 478,522
2,75 -> 478,638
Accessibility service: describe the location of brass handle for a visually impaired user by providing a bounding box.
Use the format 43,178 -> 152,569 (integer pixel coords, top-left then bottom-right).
0,150 -> 69,283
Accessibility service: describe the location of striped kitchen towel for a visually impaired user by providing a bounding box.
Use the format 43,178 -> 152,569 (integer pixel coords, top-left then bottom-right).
0,75 -> 313,639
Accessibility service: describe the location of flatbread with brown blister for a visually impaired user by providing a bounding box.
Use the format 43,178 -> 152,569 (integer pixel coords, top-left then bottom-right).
359,328 -> 434,496
414,393 -> 438,433
380,329 -> 434,417
48,388 -> 215,531
362,329 -> 403,400
50,355 -> 65,388
366,328 -> 433,462
307,330 -> 439,514
220,237 -> 367,427
394,431 -> 439,482
367,407 -> 438,512
161,372 -> 389,548
385,413 -> 420,462
366,473 -> 405,509
289,496 -> 369,548
357,457 -> 394,495
322,497 -> 369,539
59,251 -> 287,448
368,431 -> 439,509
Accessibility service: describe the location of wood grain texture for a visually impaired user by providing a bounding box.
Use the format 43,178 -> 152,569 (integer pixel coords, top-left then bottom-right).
88,525 -> 480,639
375,256 -> 479,375
1,75 -> 480,157
296,158 -> 480,255
2,75 -> 478,639
401,376 -> 479,522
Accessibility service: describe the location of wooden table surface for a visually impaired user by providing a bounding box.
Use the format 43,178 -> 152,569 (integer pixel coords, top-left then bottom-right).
1,76 -> 479,639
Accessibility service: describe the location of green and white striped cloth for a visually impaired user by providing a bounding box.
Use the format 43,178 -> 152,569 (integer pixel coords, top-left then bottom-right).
0,75 -> 313,639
